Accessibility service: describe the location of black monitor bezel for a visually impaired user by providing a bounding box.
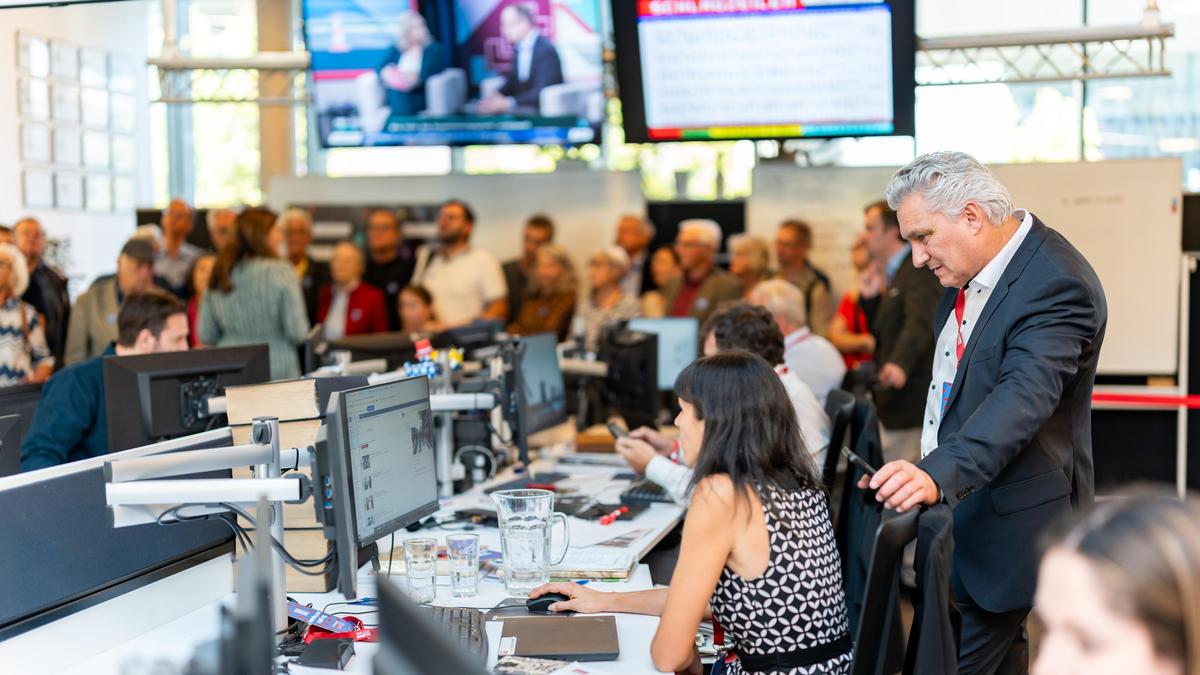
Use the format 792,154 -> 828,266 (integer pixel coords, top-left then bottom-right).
515,332 -> 569,436
332,376 -> 440,548
611,0 -> 916,144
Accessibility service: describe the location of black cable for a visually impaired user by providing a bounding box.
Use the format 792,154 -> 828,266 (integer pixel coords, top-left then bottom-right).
387,531 -> 395,579
215,502 -> 333,569
486,419 -> 513,446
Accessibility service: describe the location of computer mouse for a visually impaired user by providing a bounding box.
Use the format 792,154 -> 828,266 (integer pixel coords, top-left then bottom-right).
526,592 -> 571,614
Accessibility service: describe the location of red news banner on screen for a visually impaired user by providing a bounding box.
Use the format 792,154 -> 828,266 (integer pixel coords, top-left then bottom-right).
638,0 -> 806,15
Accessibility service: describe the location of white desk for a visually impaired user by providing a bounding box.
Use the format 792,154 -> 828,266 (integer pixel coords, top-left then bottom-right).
65,469 -> 684,674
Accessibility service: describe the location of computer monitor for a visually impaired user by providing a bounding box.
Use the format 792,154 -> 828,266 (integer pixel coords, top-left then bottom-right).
517,333 -> 569,436
626,318 -> 699,390
103,345 -> 272,452
599,328 -> 660,432
312,376 -> 440,598
0,415 -> 24,478
373,576 -> 489,675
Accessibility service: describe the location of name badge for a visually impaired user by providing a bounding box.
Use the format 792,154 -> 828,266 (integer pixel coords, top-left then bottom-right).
350,308 -> 363,322
940,381 -> 953,417
107,312 -> 117,326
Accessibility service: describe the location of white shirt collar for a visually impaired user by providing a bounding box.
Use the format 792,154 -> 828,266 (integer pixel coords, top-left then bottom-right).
971,209 -> 1034,292
518,30 -> 538,53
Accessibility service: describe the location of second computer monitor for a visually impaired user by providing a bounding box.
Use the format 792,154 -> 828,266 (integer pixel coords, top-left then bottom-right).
517,333 -> 568,435
626,318 -> 699,390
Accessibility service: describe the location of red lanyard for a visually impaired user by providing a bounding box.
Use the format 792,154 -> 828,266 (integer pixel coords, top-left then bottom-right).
954,286 -> 967,362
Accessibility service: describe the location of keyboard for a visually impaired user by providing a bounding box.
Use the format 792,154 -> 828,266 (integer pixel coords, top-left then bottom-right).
620,479 -> 673,505
419,606 -> 488,664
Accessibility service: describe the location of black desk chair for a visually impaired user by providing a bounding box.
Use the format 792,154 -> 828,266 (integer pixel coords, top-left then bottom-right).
821,389 -> 856,492
851,509 -> 917,675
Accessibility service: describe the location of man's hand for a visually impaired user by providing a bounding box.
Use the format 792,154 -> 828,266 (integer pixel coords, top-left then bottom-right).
857,460 -> 939,513
629,426 -> 673,455
877,362 -> 907,389
616,437 -> 659,474
477,94 -> 511,114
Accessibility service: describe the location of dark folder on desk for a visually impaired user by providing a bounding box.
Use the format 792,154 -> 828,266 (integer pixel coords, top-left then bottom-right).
499,615 -> 620,661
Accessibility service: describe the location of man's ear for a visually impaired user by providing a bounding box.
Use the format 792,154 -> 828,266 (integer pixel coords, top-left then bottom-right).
135,327 -> 156,351
962,201 -> 987,236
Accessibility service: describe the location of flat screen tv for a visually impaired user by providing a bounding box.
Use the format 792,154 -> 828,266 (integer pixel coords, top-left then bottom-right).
612,0 -> 915,143
303,0 -> 604,147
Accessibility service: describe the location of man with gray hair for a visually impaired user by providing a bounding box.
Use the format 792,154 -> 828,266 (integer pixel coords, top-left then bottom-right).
749,279 -> 845,406
280,208 -> 329,326
660,219 -> 742,326
862,151 -> 1107,675
614,214 -> 656,296
206,207 -> 237,252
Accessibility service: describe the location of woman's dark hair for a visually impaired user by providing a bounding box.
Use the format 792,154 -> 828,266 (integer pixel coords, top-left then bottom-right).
654,244 -> 679,264
675,351 -> 820,504
211,207 -> 278,293
701,302 -> 784,366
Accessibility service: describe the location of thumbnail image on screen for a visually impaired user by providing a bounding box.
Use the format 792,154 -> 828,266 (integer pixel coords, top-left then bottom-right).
303,0 -> 604,147
342,377 -> 438,544
612,0 -> 915,142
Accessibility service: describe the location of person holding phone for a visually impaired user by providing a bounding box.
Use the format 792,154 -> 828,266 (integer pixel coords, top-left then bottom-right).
533,352 -> 851,674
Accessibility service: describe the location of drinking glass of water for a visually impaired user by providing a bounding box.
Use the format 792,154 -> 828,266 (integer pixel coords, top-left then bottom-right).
403,537 -> 437,603
446,533 -> 480,598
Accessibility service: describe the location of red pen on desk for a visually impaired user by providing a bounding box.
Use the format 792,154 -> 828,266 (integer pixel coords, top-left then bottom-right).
599,506 -> 628,525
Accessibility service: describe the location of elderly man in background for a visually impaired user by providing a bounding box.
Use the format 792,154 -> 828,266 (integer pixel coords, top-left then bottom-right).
614,214 -> 657,297
749,278 -> 846,406
660,219 -> 741,326
14,217 -> 70,369
281,208 -> 330,326
864,151 -> 1107,675
155,198 -> 203,298
65,238 -> 158,365
206,207 -> 237,252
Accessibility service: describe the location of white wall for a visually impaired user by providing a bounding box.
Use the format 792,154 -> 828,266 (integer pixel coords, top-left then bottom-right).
0,1 -> 153,295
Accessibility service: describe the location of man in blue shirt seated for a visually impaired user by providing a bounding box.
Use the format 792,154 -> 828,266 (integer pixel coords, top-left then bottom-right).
20,291 -> 189,471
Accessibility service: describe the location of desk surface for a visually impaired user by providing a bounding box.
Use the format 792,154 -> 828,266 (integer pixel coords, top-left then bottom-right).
67,464 -> 684,675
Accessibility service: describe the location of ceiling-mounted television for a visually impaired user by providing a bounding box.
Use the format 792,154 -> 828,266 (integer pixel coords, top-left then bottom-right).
612,0 -> 915,143
303,0 -> 604,147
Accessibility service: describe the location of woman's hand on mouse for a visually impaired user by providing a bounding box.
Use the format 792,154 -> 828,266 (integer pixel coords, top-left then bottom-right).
529,582 -> 607,614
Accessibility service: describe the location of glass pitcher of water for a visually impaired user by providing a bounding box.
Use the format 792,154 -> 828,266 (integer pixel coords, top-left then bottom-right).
491,489 -> 570,596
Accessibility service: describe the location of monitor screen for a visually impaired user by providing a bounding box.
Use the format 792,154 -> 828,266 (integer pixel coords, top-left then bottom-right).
340,377 -> 438,544
518,332 -> 567,434
303,0 -> 604,147
627,318 -> 699,390
612,0 -> 915,142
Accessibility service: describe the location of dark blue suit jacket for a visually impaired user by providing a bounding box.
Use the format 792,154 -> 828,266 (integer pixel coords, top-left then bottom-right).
919,215 -> 1107,613
499,34 -> 563,113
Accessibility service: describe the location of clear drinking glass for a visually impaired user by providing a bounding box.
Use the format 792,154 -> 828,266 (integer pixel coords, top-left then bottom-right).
446,533 -> 480,598
403,537 -> 437,603
491,489 -> 570,596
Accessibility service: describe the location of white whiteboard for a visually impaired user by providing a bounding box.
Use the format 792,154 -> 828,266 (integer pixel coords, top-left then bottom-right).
267,171 -> 644,267
749,159 -> 1183,375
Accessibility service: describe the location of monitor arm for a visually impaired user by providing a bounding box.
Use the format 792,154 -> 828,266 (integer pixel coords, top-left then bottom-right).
104,417 -> 303,633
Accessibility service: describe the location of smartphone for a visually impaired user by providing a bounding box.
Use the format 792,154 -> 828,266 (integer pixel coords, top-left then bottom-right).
841,446 -> 878,477
607,421 -> 629,439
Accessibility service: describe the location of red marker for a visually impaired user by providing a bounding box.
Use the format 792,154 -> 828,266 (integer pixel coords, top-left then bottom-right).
599,506 -> 628,525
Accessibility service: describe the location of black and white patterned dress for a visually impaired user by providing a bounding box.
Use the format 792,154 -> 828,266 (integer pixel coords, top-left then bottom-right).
710,485 -> 852,675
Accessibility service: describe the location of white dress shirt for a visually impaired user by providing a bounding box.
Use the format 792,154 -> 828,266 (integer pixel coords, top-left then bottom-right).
324,285 -> 351,339
642,365 -> 832,505
921,209 -> 1034,458
782,327 -> 847,407
516,30 -> 538,82
619,250 -> 647,297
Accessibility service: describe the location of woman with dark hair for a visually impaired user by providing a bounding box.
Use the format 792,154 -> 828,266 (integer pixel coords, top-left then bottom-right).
198,208 -> 309,379
531,352 -> 851,674
399,284 -> 440,334
1034,492 -> 1200,675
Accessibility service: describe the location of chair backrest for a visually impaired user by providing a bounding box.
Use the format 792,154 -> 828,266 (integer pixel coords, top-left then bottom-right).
821,389 -> 856,491
851,509 -> 919,675
425,68 -> 467,116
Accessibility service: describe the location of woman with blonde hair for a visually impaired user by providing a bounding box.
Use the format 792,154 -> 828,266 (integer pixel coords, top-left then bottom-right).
508,243 -> 577,341
575,246 -> 643,351
0,243 -> 53,385
727,233 -> 772,299
1034,492 -> 1200,675
378,11 -> 447,117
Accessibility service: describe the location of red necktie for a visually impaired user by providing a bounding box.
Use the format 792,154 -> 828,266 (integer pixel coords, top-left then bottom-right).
954,286 -> 967,362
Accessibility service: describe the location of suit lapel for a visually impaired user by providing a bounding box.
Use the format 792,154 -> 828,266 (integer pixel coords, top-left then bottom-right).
943,218 -> 1050,417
